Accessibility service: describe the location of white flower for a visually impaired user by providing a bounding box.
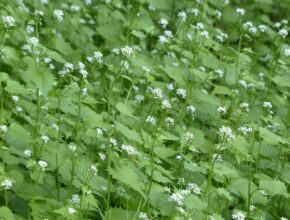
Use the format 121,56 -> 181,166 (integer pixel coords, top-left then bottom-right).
259,189 -> 267,196
90,164 -> 98,175
41,135 -> 49,143
232,211 -> 245,220
187,105 -> 196,114
52,123 -> 59,131
177,207 -> 185,214
142,65 -> 150,73
53,9 -> 64,22
158,35 -> 168,44
13,96 -> 23,107
176,88 -> 186,99
212,153 -> 223,162
164,30 -> 173,38
215,69 -> 224,77
281,217 -> 288,220
216,32 -> 228,43
135,95 -> 144,103
139,212 -> 149,220
236,8 -> 245,16
82,88 -> 88,96
177,11 -> 187,22
96,128 -> 103,136
68,207 -> 76,215
94,51 -> 103,63
259,24 -> 267,32
16,106 -> 23,112
146,116 -> 156,125
26,25 -> 34,33
239,80 -> 248,89
249,205 -> 255,212
217,106 -> 227,114
169,192 -> 184,205
183,132 -> 194,143
189,8 -> 199,16
195,22 -> 204,30
240,102 -> 249,111
34,10 -> 44,16
165,117 -> 174,126
41,0 -> 49,4
44,57 -> 52,64
161,100 -> 171,110
219,126 -> 235,140
278,28 -> 288,38
187,183 -> 201,195
1,179 -> 13,190
121,144 -> 139,156
110,137 -> 117,146
200,31 -> 209,39
176,155 -> 182,160
263,101 -> 272,109
0,125 -> 7,133
99,152 -> 106,161
167,83 -> 174,91
2,16 -> 15,28
284,49 -> 290,57
238,126 -> 252,135
121,46 -> 134,56
87,56 -> 94,62
159,18 -> 168,29
28,37 -> 39,47
215,10 -> 222,19
70,5 -> 80,12
71,194 -> 80,206
152,88 -> 163,99
68,144 -> 77,152
24,149 -> 32,158
121,60 -> 129,70
38,160 -> 48,170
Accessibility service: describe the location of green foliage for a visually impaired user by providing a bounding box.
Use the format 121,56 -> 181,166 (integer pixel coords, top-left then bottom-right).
0,0 -> 289,219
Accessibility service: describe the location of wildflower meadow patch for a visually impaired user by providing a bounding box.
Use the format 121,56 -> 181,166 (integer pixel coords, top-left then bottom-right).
0,0 -> 290,219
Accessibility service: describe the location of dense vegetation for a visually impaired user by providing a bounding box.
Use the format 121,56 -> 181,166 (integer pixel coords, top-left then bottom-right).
0,0 -> 290,219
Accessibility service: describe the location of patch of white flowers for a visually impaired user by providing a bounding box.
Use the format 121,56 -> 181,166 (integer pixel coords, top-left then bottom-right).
176,88 -> 186,99
53,9 -> 64,22
240,102 -> 250,112
219,126 -> 235,141
121,144 -> 140,156
236,8 -> 245,16
238,126 -> 252,135
1,179 -> 13,190
38,160 -> 48,170
232,211 -> 246,220
2,16 -> 15,28
161,100 -> 171,110
146,116 -> 156,125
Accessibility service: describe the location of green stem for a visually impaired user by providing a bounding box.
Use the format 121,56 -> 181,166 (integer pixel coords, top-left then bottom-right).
55,85 -> 62,200
235,32 -> 243,85
34,89 -> 40,160
0,82 -> 3,123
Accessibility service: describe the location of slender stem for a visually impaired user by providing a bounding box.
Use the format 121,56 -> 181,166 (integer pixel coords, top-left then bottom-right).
235,32 -> 243,85
0,82 -> 3,123
34,89 -> 40,160
55,82 -> 62,200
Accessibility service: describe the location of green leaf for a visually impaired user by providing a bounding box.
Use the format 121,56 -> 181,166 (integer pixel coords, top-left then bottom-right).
116,103 -> 139,120
110,164 -> 145,197
0,207 -> 15,220
260,179 -> 289,197
0,72 -> 9,82
212,86 -> 233,96
5,80 -> 28,95
259,127 -> 288,145
107,208 -> 129,220
184,194 -> 206,211
116,122 -> 143,144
